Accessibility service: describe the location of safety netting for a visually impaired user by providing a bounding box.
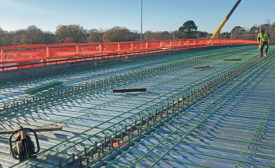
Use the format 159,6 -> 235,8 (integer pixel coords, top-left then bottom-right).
0,38 -> 257,71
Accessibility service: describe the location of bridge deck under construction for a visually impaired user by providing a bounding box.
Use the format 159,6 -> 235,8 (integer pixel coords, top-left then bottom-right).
0,45 -> 274,168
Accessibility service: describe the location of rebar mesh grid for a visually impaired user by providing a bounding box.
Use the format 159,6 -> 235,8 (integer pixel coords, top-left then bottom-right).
0,46 -> 274,168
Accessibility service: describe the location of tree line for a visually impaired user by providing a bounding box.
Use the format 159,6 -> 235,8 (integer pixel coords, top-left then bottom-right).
0,20 -> 274,46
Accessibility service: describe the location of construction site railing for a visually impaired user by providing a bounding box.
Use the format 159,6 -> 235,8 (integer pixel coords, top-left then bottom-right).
0,38 -> 257,71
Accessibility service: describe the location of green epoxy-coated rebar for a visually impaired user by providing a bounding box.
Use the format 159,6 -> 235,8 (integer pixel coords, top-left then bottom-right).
96,55 -> 268,166
1,46 -> 275,168
105,50 -> 275,168
0,46 -> 253,111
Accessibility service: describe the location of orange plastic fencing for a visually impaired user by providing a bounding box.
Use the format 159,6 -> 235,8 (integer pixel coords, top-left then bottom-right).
0,38 -> 257,71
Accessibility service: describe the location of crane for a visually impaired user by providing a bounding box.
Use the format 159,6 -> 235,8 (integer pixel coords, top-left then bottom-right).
208,0 -> 242,44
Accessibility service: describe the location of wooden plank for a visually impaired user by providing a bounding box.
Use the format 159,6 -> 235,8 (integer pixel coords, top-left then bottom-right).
223,58 -> 241,61
193,65 -> 210,69
241,52 -> 252,55
0,126 -> 62,134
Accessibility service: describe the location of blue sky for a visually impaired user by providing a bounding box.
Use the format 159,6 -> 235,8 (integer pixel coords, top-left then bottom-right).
0,0 -> 274,33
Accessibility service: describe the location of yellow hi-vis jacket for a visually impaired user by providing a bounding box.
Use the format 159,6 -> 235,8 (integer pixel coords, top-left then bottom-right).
257,32 -> 270,43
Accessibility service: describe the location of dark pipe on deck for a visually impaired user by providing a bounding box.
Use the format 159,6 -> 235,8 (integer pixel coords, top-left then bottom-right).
113,88 -> 147,93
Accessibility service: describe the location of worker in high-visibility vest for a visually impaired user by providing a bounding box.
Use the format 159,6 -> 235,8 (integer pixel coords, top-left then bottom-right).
257,27 -> 270,58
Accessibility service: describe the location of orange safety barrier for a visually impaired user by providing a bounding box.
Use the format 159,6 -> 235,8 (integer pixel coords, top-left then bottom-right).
0,38 -> 257,71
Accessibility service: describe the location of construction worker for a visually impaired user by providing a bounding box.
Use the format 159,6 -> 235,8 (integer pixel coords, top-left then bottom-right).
257,27 -> 270,57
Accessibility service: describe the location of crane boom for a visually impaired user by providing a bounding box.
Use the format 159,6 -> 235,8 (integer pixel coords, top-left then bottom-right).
208,0 -> 242,44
